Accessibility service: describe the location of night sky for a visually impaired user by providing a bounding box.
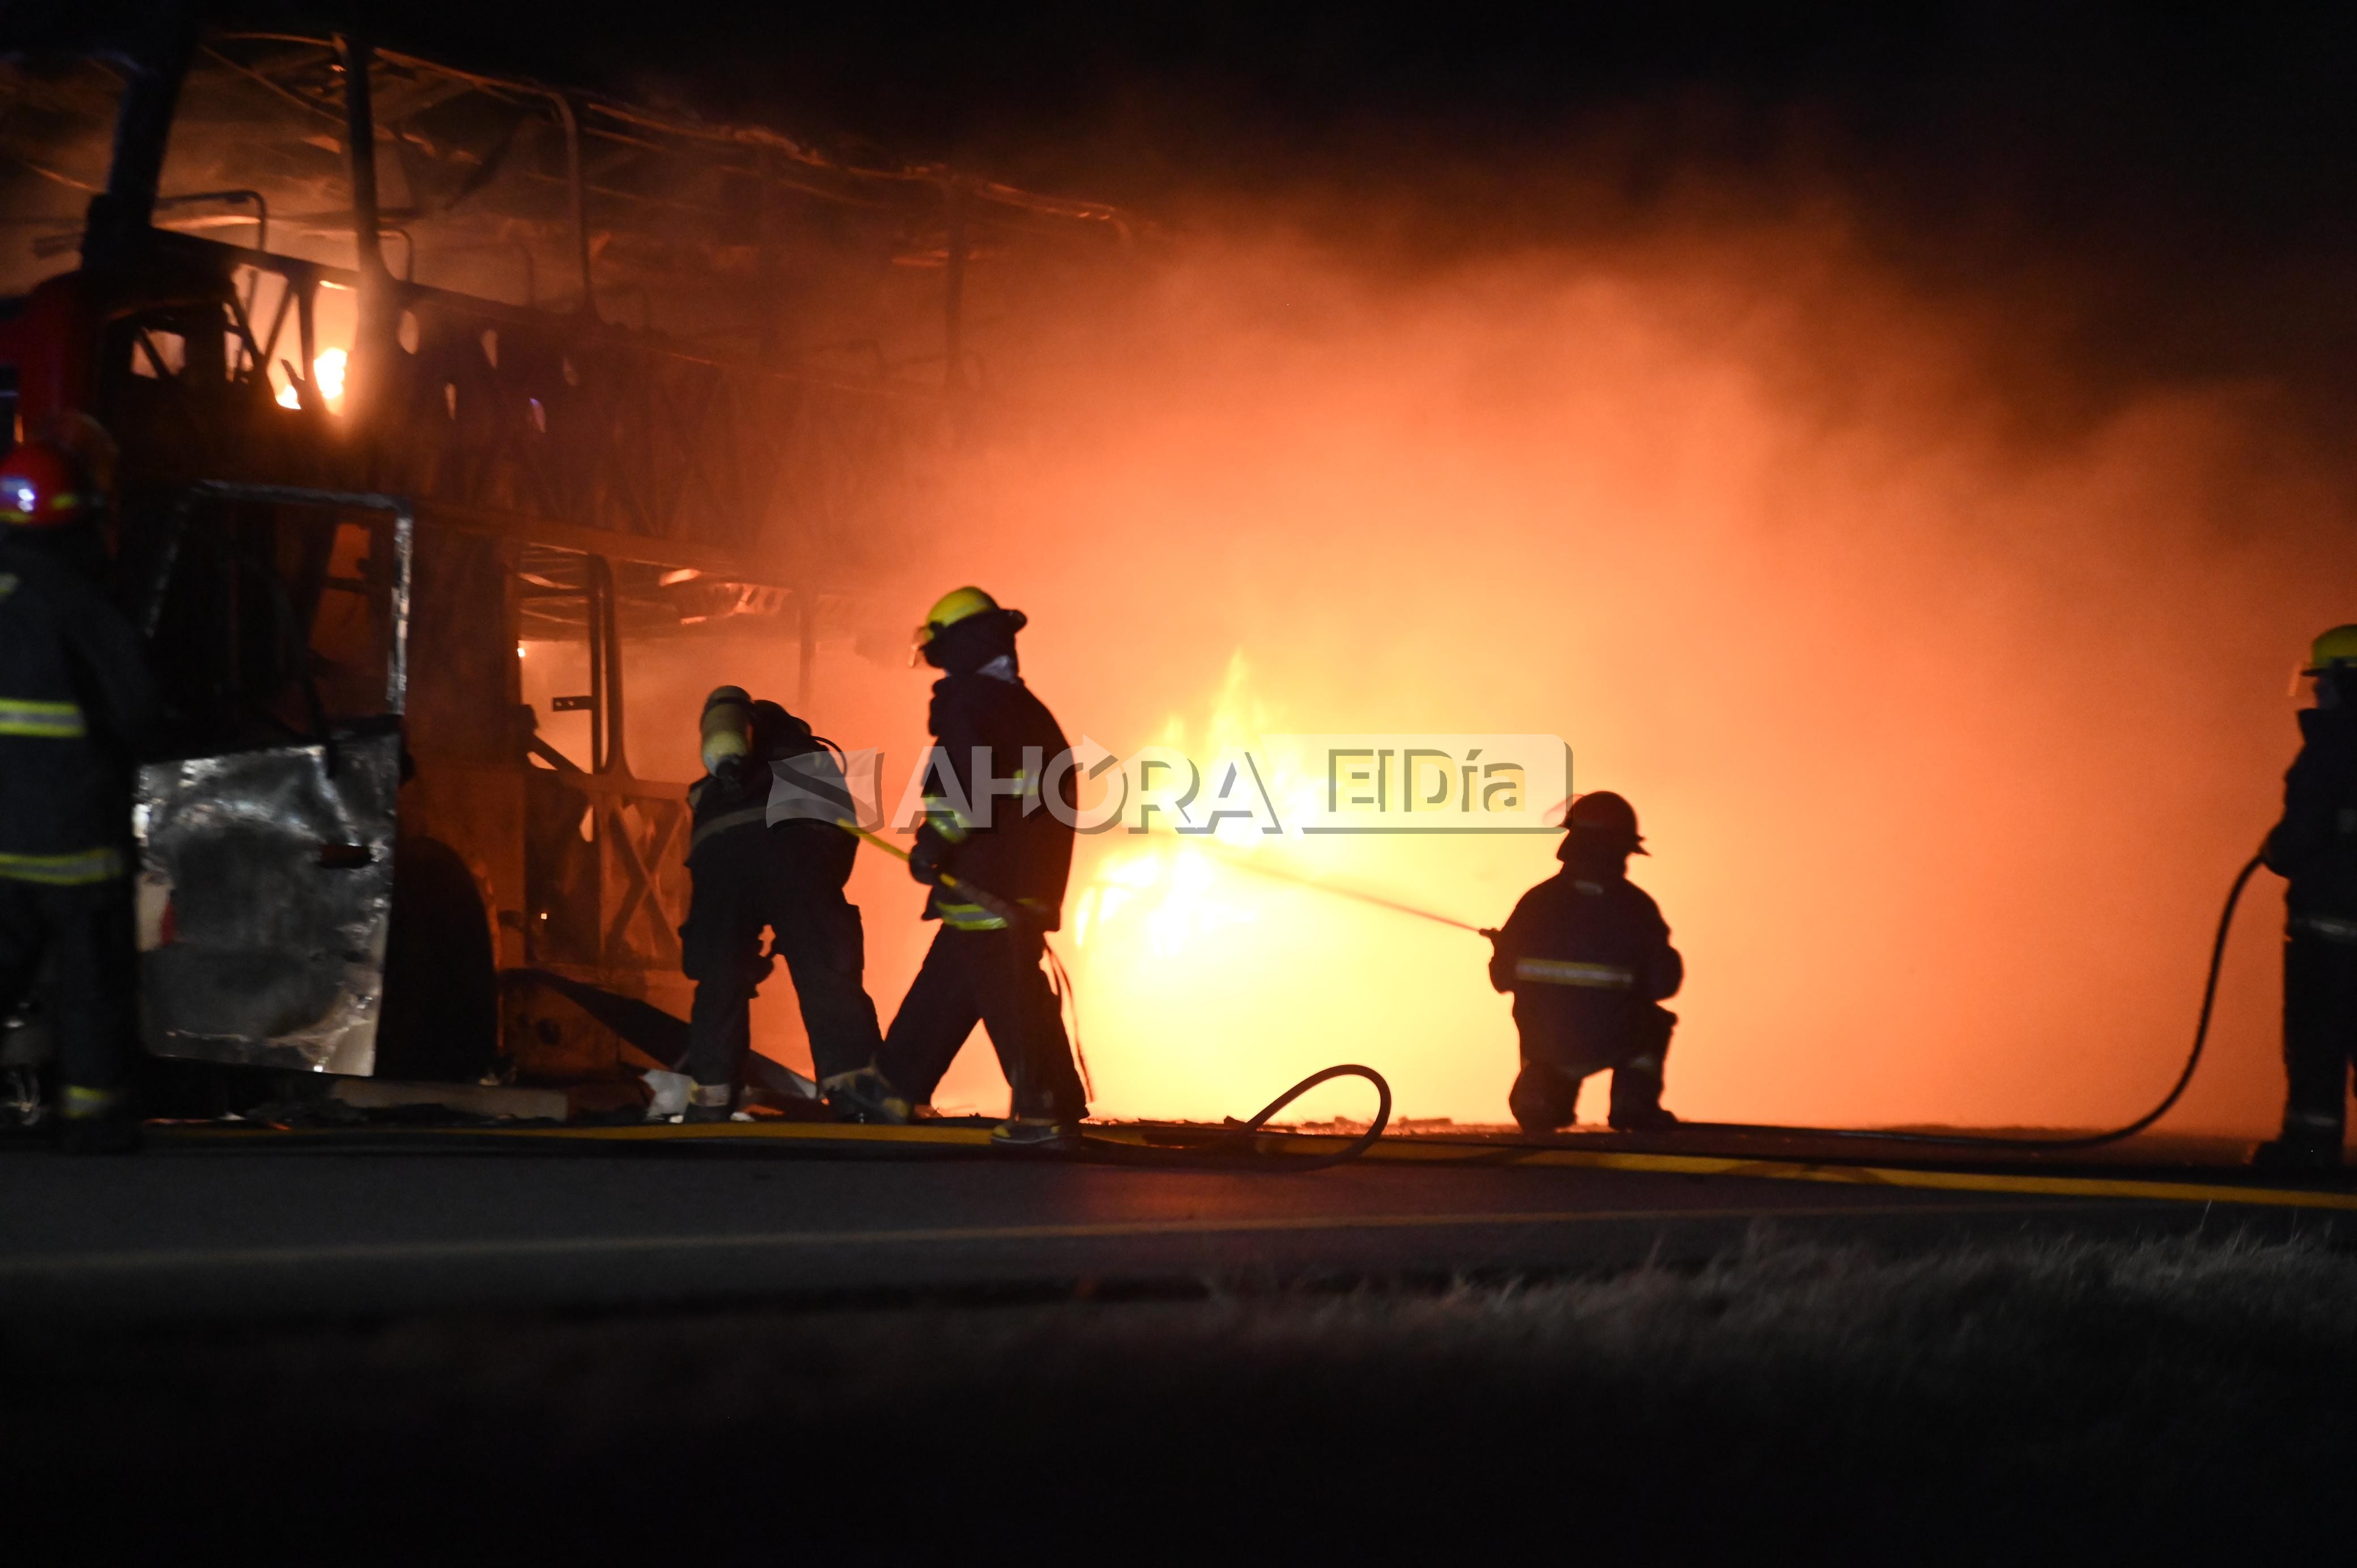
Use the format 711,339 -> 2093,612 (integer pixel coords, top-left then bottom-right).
11,3 -> 2355,407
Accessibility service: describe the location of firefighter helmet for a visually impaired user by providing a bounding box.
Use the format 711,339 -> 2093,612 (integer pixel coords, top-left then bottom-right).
2304,626 -> 2357,674
0,441 -> 94,529
911,585 -> 1026,666
2291,626 -> 2357,700
1567,790 -> 1648,853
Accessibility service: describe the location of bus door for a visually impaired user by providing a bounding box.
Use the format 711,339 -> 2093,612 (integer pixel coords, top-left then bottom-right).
134,484 -> 411,1075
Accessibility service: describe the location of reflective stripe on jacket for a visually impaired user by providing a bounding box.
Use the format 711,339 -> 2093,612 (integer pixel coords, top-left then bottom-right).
0,540 -> 157,865
2292,911 -> 2357,945
1513,957 -> 1635,989
0,697 -> 84,737
935,898 -> 1005,931
0,846 -> 124,885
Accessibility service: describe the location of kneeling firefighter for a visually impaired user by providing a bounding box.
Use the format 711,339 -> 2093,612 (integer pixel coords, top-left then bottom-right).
1487,790 -> 1682,1134
2257,626 -> 2357,1171
676,688 -> 883,1122
0,436 -> 156,1152
832,587 -> 1089,1148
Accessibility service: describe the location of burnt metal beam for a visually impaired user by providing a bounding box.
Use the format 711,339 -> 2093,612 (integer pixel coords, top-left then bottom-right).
332,34 -> 386,282
82,3 -> 199,269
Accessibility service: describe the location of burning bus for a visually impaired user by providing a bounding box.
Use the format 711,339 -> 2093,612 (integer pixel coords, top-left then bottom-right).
0,27 -> 1131,1098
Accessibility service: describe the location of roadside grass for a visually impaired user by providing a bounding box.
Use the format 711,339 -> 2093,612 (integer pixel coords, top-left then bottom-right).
9,1228 -> 2355,1556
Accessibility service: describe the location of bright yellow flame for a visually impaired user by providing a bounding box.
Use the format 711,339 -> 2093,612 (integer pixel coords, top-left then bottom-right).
1084,843 -> 1259,961
275,348 -> 348,412
1061,659 -> 1517,1127
1074,816 -> 1475,1126
313,348 -> 347,410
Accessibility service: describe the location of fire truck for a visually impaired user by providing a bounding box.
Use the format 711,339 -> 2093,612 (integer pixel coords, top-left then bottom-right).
0,27 -> 1130,1098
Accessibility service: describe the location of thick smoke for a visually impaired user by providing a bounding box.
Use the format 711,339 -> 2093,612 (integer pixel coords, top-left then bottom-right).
8,36 -> 2339,1131
803,194 -> 2353,1132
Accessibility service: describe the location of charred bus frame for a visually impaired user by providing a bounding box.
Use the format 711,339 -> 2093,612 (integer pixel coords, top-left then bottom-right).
0,28 -> 1130,1088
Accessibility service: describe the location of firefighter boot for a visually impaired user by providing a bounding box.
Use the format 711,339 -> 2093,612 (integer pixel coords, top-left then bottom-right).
2253,1109 -> 2343,1174
1607,1055 -> 1679,1133
1507,1060 -> 1582,1135
56,1084 -> 139,1154
989,1115 -> 1082,1152
682,1081 -> 743,1124
824,1066 -> 912,1125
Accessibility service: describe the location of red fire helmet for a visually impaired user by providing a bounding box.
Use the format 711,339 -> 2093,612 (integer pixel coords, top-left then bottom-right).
0,440 -> 95,529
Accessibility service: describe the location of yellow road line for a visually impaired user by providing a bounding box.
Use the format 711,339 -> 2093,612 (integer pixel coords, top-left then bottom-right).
151,1121 -> 2357,1212
1078,1128 -> 2357,1210
1385,1144 -> 2357,1212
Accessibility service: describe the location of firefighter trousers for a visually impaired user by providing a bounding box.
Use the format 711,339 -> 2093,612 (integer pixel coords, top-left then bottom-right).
2281,928 -> 2357,1136
680,829 -> 883,1090
878,925 -> 1086,1122
0,874 -> 138,1096
1508,1004 -> 1674,1134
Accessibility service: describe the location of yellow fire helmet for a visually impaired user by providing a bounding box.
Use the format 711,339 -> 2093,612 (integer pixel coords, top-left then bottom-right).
910,585 -> 1003,666
2294,625 -> 2357,697
2307,625 -> 2357,673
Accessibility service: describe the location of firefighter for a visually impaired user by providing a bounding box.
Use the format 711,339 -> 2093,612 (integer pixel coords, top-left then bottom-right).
1487,790 -> 1682,1134
2256,625 -> 2357,1171
0,437 -> 157,1152
675,687 -> 884,1122
832,587 -> 1089,1148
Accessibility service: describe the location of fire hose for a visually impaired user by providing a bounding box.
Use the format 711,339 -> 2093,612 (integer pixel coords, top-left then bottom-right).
1225,849 -> 2270,1153
833,820 -> 1392,1167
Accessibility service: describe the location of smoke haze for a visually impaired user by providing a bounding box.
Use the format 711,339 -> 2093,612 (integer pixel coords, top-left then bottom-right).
781,180 -> 2354,1132
70,5 -> 2341,1134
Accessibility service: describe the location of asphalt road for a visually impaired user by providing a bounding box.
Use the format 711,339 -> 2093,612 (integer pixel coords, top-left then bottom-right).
3,1127 -> 2339,1322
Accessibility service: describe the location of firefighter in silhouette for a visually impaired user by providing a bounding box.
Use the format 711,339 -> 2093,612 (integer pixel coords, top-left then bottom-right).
1487,790 -> 1682,1134
675,687 -> 883,1122
831,587 -> 1089,1148
0,436 -> 156,1152
2256,626 -> 2357,1171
